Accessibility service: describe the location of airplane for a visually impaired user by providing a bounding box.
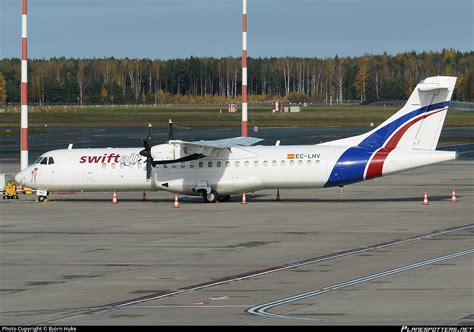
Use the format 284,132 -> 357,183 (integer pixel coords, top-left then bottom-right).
14,76 -> 457,203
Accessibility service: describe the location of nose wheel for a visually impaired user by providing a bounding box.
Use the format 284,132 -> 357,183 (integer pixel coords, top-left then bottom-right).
35,190 -> 49,203
36,195 -> 49,203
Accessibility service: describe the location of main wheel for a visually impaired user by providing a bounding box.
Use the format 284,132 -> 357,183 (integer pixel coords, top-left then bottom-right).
38,195 -> 46,203
205,190 -> 218,203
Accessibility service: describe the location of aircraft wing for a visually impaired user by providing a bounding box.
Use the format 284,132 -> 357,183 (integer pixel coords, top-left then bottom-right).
151,137 -> 263,164
171,136 -> 263,149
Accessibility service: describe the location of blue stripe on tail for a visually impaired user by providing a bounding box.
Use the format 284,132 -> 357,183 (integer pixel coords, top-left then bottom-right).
324,101 -> 450,187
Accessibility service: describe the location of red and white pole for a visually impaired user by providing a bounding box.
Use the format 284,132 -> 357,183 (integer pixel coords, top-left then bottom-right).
21,0 -> 29,170
241,0 -> 248,137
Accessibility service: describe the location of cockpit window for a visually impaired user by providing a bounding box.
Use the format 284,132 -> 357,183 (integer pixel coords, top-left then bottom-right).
35,157 -> 44,164
40,158 -> 48,165
48,157 -> 55,165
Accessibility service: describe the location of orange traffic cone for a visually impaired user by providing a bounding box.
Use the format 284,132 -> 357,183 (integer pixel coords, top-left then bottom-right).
142,192 -> 147,201
241,192 -> 247,205
451,187 -> 457,203
173,194 -> 180,208
423,192 -> 429,206
276,189 -> 281,201
112,191 -> 118,204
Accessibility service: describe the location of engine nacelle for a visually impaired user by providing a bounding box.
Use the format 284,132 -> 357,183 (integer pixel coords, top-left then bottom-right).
150,144 -> 179,162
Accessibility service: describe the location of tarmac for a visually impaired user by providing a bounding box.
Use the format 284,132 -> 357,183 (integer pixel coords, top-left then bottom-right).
0,160 -> 473,325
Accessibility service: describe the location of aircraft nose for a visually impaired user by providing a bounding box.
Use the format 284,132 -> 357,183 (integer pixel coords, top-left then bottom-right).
15,170 -> 26,184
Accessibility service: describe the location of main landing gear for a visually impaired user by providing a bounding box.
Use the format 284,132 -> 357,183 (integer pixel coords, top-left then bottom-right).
199,189 -> 231,203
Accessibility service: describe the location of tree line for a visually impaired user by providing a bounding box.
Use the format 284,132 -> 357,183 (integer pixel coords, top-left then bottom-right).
0,49 -> 472,105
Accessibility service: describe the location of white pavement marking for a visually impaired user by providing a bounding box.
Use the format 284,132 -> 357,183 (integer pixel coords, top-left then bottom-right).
246,248 -> 474,321
94,224 -> 473,314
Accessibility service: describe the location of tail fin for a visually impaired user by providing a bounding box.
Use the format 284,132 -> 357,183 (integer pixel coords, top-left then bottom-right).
324,76 -> 457,151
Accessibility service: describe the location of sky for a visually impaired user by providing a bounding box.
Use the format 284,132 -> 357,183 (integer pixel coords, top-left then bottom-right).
1,0 -> 472,59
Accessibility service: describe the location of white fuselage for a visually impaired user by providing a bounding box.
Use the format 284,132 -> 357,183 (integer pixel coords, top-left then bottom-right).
15,144 -> 455,196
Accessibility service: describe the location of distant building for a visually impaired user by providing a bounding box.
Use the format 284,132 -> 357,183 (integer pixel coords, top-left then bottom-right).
228,103 -> 237,113
283,106 -> 301,113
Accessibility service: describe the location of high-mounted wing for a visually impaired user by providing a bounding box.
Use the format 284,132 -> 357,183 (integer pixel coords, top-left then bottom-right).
151,136 -> 263,165
183,136 -> 263,148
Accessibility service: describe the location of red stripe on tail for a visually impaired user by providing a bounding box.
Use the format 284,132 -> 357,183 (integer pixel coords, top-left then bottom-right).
366,109 -> 445,179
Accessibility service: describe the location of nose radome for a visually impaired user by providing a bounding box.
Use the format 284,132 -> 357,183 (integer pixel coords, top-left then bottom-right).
15,170 -> 26,184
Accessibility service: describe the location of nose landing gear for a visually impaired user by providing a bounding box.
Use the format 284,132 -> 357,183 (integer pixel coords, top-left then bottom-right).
35,189 -> 49,203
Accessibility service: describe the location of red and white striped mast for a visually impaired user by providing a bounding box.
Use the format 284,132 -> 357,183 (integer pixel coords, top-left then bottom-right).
20,0 -> 29,170
241,0 -> 248,137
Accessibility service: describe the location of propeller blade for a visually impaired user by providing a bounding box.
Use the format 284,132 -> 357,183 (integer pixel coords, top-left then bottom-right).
146,158 -> 152,180
168,119 -> 174,141
142,123 -> 153,180
147,123 -> 152,143
142,139 -> 151,152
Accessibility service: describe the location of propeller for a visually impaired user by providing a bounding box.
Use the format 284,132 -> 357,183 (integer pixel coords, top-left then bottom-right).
139,120 -> 176,180
139,123 -> 153,180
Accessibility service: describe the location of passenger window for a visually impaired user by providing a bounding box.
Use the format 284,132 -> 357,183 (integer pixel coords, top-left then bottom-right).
272,160 -> 277,167
111,163 -> 116,169
316,160 -> 320,164
199,162 -> 203,168
244,161 -> 249,167
263,161 -> 268,167
208,161 -> 212,168
48,157 -> 55,165
120,163 -> 124,169
290,160 -> 294,166
190,162 -> 195,168
217,161 -> 221,168
40,158 -> 48,165
129,163 -> 134,169
226,161 -> 230,168
235,161 -> 240,167
181,162 -> 186,168
164,164 -> 168,168
102,163 -> 107,169
172,163 -> 177,168
307,160 -> 311,166
281,160 -> 286,166
254,161 -> 258,167
298,160 -> 303,166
